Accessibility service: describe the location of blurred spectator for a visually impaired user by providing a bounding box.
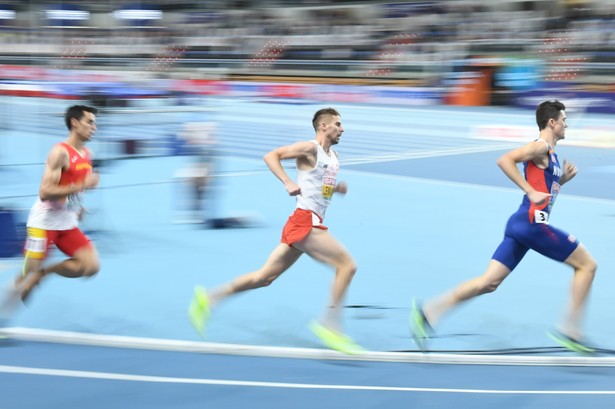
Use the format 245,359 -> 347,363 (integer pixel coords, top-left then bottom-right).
174,122 -> 216,225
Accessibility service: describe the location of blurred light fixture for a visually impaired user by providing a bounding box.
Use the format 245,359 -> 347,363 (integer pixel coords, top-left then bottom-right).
45,10 -> 90,20
113,9 -> 162,20
0,10 -> 15,19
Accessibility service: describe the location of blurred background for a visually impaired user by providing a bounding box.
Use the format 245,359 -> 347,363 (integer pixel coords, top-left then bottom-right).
0,0 -> 614,106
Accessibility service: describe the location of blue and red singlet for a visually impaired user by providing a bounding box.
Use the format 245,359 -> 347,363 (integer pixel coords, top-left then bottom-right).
491,140 -> 579,270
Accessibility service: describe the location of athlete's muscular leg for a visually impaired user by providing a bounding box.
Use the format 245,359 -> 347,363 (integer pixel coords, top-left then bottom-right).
15,256 -> 44,301
44,245 -> 101,279
208,244 -> 302,307
424,259 -> 512,326
18,245 -> 100,301
295,228 -> 358,332
560,243 -> 597,339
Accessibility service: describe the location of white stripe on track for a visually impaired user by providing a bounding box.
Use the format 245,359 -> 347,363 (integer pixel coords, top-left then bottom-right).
4,327 -> 615,367
0,364 -> 613,394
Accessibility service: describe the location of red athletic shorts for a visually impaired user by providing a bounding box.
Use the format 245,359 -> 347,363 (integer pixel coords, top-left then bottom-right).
23,227 -> 92,260
281,208 -> 328,246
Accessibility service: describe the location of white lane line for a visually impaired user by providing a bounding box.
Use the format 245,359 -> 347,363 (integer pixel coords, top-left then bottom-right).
0,365 -> 613,395
5,328 -> 615,367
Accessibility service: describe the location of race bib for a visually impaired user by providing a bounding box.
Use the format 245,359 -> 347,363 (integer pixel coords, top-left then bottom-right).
534,210 -> 549,224
322,184 -> 334,200
25,236 -> 47,253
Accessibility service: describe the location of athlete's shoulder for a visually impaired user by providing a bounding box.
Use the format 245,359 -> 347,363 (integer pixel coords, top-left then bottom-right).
305,139 -> 319,148
529,138 -> 550,152
56,141 -> 71,150
49,142 -> 70,159
518,139 -> 549,161
295,139 -> 318,155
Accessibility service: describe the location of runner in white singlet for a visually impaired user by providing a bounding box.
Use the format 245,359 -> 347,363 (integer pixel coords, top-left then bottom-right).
189,108 -> 362,354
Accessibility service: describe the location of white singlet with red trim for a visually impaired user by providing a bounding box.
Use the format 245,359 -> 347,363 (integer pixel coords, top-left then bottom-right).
295,140 -> 339,220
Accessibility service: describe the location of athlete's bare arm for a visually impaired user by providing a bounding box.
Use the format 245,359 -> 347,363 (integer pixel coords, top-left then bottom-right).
38,145 -> 99,201
39,145 -> 74,201
496,140 -> 551,205
264,141 -> 317,196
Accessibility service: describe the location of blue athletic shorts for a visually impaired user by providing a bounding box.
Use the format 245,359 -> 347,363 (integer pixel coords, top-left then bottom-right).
491,212 -> 579,271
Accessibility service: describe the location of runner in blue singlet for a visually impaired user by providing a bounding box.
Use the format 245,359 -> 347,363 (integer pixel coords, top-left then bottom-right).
411,100 -> 598,353
491,138 -> 578,270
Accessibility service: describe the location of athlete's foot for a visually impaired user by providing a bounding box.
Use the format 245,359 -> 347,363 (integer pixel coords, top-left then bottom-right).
0,281 -> 23,333
409,299 -> 434,351
548,330 -> 595,354
309,321 -> 364,355
188,285 -> 211,337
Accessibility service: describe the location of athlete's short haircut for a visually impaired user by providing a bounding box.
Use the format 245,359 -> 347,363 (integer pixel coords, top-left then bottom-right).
65,105 -> 98,130
312,107 -> 340,131
535,100 -> 565,131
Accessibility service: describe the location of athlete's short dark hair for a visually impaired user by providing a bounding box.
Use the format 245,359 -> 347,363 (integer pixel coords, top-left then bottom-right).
65,105 -> 98,130
535,100 -> 565,130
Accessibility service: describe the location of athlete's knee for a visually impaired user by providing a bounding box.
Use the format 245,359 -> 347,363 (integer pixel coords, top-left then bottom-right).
336,257 -> 357,280
251,271 -> 279,288
346,260 -> 358,277
588,253 -> 597,273
79,258 -> 100,277
482,283 -> 499,294
255,276 -> 274,288
478,277 -> 502,294
580,256 -> 597,279
570,250 -> 597,280
83,263 -> 100,277
73,246 -> 100,277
